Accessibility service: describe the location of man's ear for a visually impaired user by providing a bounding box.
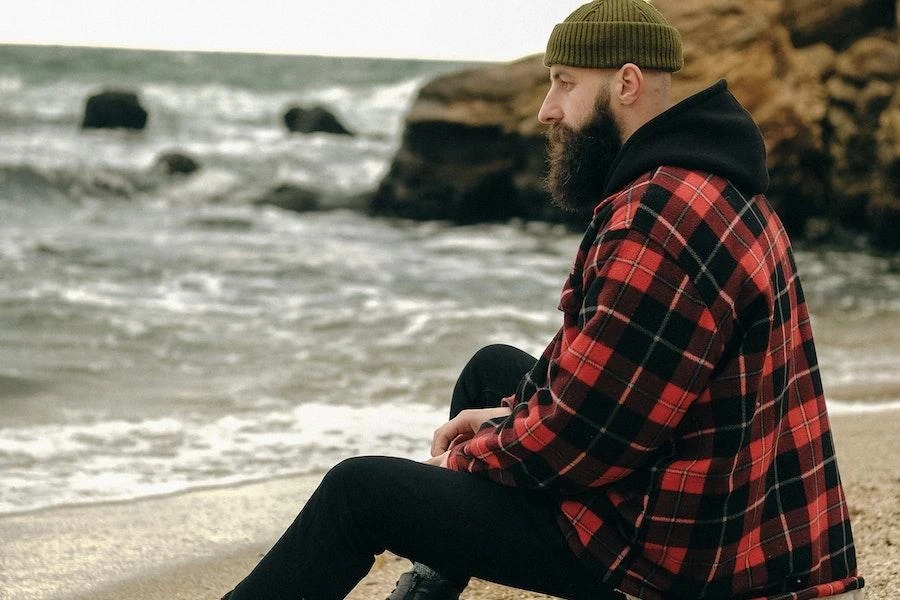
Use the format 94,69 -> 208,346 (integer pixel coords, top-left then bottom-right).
615,63 -> 644,106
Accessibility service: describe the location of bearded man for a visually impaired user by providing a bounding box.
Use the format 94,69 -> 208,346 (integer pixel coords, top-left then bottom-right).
221,1 -> 864,599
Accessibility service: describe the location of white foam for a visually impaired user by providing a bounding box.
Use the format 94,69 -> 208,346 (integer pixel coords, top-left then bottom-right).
0,402 -> 447,514
826,399 -> 900,415
0,75 -> 23,92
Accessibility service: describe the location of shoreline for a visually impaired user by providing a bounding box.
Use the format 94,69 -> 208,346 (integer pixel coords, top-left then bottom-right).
4,398 -> 897,520
2,411 -> 897,600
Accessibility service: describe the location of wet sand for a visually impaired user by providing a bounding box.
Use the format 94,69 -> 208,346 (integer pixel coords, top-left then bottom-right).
2,412 -> 895,600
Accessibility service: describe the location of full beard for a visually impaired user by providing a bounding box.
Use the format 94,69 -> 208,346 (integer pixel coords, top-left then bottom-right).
545,92 -> 624,212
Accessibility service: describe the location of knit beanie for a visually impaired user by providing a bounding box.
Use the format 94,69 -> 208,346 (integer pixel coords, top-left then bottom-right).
545,0 -> 683,72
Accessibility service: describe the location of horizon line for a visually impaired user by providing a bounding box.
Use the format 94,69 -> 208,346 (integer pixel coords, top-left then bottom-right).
0,39 -> 544,65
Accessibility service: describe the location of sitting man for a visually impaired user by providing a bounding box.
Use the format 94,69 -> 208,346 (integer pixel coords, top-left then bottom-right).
221,1 -> 864,598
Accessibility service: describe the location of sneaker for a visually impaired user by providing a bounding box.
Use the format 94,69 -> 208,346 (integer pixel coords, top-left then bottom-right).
386,570 -> 461,600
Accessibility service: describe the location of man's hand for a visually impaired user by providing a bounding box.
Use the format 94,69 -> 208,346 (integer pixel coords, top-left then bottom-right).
430,407 -> 512,457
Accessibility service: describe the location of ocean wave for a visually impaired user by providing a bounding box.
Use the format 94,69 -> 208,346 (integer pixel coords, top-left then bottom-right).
0,75 -> 23,92
0,373 -> 44,398
0,402 -> 445,514
826,399 -> 900,414
0,163 -> 149,201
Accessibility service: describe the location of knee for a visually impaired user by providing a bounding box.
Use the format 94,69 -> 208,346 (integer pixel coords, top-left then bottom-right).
467,344 -> 520,371
320,455 -> 396,501
322,456 -> 376,489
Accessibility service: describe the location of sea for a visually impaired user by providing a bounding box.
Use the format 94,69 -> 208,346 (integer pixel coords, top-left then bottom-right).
1,44 -> 898,516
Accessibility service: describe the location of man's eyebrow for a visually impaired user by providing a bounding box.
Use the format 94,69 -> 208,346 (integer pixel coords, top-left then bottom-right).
551,69 -> 574,81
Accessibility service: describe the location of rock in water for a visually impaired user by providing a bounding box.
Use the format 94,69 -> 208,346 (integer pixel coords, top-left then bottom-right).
254,184 -> 321,212
82,90 -> 148,130
153,151 -> 201,176
283,106 -> 353,135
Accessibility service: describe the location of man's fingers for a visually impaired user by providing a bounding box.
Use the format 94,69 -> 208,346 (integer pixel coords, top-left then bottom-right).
431,413 -> 471,456
431,422 -> 456,456
448,433 -> 469,449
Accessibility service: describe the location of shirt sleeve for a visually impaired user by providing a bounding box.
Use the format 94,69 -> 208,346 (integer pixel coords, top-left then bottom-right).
446,227 -> 721,492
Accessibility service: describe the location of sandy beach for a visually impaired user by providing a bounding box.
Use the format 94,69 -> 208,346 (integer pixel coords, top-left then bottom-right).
2,411 -> 896,600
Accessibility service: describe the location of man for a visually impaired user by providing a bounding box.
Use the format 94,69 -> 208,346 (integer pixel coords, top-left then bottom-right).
222,1 -> 864,598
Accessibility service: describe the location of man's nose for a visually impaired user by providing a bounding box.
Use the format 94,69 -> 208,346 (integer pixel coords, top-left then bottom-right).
538,92 -> 561,124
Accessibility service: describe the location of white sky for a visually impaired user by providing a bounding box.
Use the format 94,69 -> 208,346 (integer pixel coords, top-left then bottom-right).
2,0 -> 585,62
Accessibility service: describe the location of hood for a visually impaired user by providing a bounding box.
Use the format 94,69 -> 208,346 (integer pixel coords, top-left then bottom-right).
602,79 -> 769,199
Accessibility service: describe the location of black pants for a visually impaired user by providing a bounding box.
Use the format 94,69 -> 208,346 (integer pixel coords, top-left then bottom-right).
227,344 -> 623,600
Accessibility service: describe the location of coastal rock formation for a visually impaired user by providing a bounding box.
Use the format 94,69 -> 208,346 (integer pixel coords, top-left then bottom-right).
870,89 -> 900,250
82,91 -> 148,130
283,106 -> 353,136
781,0 -> 896,48
825,35 -> 899,231
371,0 -> 899,248
370,56 -> 587,226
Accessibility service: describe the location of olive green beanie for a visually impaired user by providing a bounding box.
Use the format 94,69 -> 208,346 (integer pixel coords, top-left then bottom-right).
545,0 -> 683,72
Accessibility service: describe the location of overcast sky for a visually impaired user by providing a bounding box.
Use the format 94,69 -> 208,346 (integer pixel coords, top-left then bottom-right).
2,0 -> 585,61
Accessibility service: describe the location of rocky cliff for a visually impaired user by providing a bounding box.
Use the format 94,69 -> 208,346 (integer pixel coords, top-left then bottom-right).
371,0 -> 898,250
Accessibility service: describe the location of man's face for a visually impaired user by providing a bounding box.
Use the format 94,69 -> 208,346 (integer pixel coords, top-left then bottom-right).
541,66 -> 624,212
538,65 -> 608,129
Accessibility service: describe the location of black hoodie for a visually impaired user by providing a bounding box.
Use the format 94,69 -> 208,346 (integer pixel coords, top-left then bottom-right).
602,79 -> 769,200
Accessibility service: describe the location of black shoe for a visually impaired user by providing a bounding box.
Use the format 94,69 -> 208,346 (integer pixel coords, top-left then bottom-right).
387,570 -> 461,600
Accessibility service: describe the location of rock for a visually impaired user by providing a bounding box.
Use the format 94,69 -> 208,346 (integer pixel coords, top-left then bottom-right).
870,91 -> 900,250
834,34 -> 900,83
254,184 -> 321,212
153,151 -> 200,176
283,106 -> 353,135
652,0 -> 834,235
370,56 -> 587,226
867,194 -> 900,251
82,90 -> 148,130
825,35 -> 899,230
781,0 -> 895,48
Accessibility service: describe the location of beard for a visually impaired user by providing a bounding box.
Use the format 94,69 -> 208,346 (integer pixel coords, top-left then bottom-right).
545,91 -> 624,212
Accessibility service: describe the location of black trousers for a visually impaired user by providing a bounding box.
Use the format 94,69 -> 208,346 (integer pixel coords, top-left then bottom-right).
226,344 -> 624,600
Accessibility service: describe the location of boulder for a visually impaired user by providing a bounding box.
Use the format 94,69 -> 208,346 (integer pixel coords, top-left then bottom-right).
153,151 -> 201,176
254,184 -> 321,212
283,106 -> 353,135
82,90 -> 148,130
780,0 -> 896,48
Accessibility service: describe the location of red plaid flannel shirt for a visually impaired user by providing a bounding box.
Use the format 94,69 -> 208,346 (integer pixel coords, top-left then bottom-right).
447,166 -> 862,599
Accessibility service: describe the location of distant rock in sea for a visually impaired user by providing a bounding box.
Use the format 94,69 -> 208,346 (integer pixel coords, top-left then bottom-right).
283,106 -> 353,136
254,184 -> 321,212
371,0 -> 898,249
153,151 -> 201,176
82,90 -> 148,130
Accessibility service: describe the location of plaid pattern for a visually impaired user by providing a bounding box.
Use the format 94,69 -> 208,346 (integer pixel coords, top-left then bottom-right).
447,167 -> 862,599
